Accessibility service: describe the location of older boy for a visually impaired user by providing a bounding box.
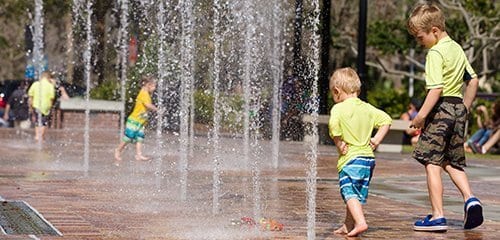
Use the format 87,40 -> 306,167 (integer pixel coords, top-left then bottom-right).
328,67 -> 391,237
407,2 -> 483,231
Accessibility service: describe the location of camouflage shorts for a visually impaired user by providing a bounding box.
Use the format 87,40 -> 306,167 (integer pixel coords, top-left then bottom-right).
412,98 -> 467,168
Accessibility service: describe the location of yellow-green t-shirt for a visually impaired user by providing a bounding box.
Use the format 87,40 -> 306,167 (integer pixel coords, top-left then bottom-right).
128,89 -> 152,125
328,97 -> 392,172
425,36 -> 477,97
28,79 -> 55,115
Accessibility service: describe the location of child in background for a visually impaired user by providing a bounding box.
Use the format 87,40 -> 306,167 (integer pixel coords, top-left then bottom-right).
114,76 -> 158,165
407,2 -> 483,231
465,101 -> 500,154
401,98 -> 423,146
328,67 -> 391,237
28,71 -> 56,142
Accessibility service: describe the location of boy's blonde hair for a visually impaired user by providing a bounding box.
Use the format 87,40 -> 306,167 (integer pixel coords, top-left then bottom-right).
329,67 -> 361,95
407,2 -> 445,36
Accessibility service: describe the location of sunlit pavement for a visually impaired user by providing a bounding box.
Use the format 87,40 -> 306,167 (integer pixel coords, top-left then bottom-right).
0,128 -> 499,239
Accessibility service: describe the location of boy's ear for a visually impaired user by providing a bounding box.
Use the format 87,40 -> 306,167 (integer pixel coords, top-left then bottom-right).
333,87 -> 340,94
431,26 -> 440,34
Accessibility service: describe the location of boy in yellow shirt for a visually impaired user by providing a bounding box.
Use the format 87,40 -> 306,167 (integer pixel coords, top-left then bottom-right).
328,68 -> 391,237
408,2 -> 482,231
114,76 -> 158,165
28,71 -> 56,141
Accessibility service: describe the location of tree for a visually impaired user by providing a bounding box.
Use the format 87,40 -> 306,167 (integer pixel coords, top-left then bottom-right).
364,0 -> 499,92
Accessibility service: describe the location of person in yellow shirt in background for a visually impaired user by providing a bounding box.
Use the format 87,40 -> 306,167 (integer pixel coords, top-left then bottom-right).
28,71 -> 56,142
114,76 -> 158,165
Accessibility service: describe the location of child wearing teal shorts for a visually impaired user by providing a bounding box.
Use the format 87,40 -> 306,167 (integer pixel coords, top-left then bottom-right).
328,68 -> 391,237
114,76 -> 158,165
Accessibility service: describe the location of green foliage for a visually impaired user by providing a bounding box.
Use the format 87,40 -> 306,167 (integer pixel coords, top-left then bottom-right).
368,20 -> 413,54
445,18 -> 470,45
193,90 -> 244,130
366,79 -> 409,119
0,0 -> 31,21
44,0 -> 71,22
0,36 -> 8,50
463,0 -> 498,18
194,90 -> 214,124
90,80 -> 120,101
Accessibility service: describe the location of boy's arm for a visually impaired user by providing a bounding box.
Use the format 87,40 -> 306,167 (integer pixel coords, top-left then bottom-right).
28,96 -> 34,112
476,105 -> 488,128
332,136 -> 348,155
144,102 -> 158,112
463,77 -> 479,112
370,124 -> 390,150
411,88 -> 442,129
3,104 -> 10,120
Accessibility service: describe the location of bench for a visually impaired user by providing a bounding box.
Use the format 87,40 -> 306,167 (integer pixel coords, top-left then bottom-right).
58,98 -> 124,129
302,114 -> 410,153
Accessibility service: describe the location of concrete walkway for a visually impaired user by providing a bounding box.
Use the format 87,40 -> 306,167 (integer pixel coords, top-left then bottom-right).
0,128 -> 498,239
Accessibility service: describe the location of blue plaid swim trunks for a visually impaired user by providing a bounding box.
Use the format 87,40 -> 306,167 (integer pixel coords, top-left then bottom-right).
339,156 -> 375,204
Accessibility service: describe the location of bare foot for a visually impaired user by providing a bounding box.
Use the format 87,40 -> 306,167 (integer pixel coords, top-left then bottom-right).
114,148 -> 122,161
347,223 -> 368,237
135,155 -> 150,161
334,224 -> 348,235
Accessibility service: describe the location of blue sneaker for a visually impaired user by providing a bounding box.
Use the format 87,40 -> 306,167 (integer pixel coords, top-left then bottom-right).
464,197 -> 483,229
413,215 -> 448,232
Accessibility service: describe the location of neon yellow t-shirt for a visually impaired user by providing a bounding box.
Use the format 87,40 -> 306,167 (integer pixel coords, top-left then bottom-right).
28,79 -> 55,115
328,97 -> 392,172
425,36 -> 477,97
128,89 -> 152,125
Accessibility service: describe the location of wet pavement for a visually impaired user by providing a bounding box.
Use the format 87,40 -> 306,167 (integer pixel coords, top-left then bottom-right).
0,128 -> 499,239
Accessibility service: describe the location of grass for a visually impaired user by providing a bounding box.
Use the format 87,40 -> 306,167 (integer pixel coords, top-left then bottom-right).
402,144 -> 500,160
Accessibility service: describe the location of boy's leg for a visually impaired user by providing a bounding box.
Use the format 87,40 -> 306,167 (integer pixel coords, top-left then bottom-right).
426,164 -> 444,219
133,125 -> 149,161
135,142 -> 150,161
345,198 -> 368,237
444,164 -> 472,201
40,126 -> 47,140
334,207 -> 354,235
482,129 -> 500,153
444,164 -> 483,229
34,126 -> 41,141
114,141 -> 127,162
466,129 -> 484,145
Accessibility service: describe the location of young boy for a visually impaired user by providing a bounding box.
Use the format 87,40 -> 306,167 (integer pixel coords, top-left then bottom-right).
114,76 -> 158,165
28,71 -> 56,142
328,67 -> 391,237
407,3 -> 483,231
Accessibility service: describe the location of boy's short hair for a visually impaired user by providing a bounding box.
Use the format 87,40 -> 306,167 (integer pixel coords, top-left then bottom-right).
407,3 -> 445,36
141,75 -> 156,86
40,71 -> 53,81
330,67 -> 361,95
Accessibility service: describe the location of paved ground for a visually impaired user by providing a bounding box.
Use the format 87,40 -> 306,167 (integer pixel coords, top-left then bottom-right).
0,128 -> 499,240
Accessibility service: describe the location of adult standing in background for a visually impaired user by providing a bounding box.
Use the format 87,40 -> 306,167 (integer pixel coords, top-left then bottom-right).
3,80 -> 30,129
